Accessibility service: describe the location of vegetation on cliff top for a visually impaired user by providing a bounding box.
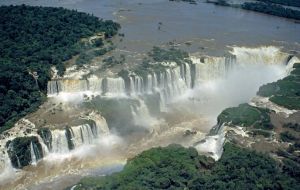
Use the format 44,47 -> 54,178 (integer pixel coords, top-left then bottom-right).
257,63 -> 300,109
6,136 -> 43,168
0,5 -> 120,133
277,121 -> 300,183
133,46 -> 190,76
71,143 -> 300,189
148,46 -> 189,65
217,103 -> 273,130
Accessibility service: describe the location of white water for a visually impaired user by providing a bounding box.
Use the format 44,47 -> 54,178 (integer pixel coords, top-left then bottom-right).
130,75 -> 144,96
0,153 -> 17,186
88,75 -> 103,93
105,77 -> 126,97
1,46 -> 297,189
231,46 -> 290,65
131,99 -> 158,129
51,129 -> 69,154
193,57 -> 228,83
30,142 -> 37,166
194,125 -> 226,160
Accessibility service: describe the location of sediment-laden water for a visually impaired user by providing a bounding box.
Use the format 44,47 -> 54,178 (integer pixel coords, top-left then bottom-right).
0,0 -> 300,189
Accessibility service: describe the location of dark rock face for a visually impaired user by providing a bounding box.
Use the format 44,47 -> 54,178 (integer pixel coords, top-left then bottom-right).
6,136 -> 43,168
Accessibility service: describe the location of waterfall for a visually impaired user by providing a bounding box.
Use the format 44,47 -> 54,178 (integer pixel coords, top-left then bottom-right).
193,57 -> 227,84
60,79 -> 88,92
184,63 -> 191,88
47,121 -> 107,154
286,56 -> 300,73
3,46 -> 298,179
225,55 -> 236,75
171,67 -> 187,96
146,74 -> 153,93
37,136 -> 50,157
30,142 -> 37,165
230,46 -> 289,65
194,124 -> 226,161
45,46 -> 293,117
153,73 -> 158,91
47,79 -> 88,95
105,77 -> 126,97
16,155 -> 21,169
47,80 -> 60,95
131,99 -> 157,128
165,69 -> 173,99
159,90 -> 168,112
129,77 -> 134,95
88,112 -> 110,134
0,152 -> 16,185
51,129 -> 69,153
70,124 -> 98,147
129,75 -> 144,96
88,75 -> 103,93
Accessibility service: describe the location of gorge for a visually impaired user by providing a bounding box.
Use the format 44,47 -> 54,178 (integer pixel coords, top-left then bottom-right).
0,1 -> 300,189
1,45 -> 299,189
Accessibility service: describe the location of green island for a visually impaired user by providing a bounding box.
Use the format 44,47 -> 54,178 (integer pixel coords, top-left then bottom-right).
257,0 -> 300,8
0,5 -> 120,133
132,46 -> 190,76
208,0 -> 300,20
217,103 -> 272,129
242,2 -> 300,20
217,103 -> 274,137
257,63 -> 300,110
169,0 -> 197,5
71,143 -> 300,190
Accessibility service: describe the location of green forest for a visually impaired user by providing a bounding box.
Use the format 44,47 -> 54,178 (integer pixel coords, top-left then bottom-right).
257,63 -> 300,110
0,5 -> 120,133
211,0 -> 300,20
257,0 -> 300,8
242,2 -> 300,20
71,143 -> 300,190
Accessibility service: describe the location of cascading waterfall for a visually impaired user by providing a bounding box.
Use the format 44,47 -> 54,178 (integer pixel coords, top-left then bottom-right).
182,63 -> 191,88
46,47 -> 292,106
0,152 -> 16,185
193,57 -> 228,84
60,80 -> 88,93
88,75 -> 103,93
146,74 -> 153,93
45,47 -> 296,123
30,141 -> 37,165
0,119 -> 108,173
171,66 -> 188,96
1,46 -> 297,185
129,75 -> 144,96
230,46 -> 289,65
47,79 -> 89,95
44,120 -> 107,155
70,123 -> 98,147
131,99 -> 157,128
105,77 -> 126,96
47,80 -> 60,95
51,129 -> 70,154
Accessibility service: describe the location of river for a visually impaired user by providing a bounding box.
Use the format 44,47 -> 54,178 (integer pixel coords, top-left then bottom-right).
0,1 -> 299,189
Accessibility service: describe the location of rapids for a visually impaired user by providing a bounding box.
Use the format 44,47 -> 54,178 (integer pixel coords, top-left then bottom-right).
0,45 -> 298,190
0,1 -> 300,189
